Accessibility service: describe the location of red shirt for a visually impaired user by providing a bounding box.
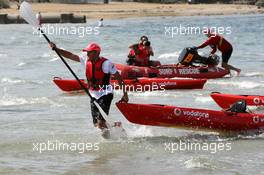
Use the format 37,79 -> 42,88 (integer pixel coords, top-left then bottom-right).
198,34 -> 232,54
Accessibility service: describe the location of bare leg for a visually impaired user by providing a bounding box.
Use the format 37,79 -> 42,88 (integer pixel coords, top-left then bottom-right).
222,62 -> 241,76
91,94 -> 113,138
96,120 -> 110,138
96,119 -> 108,129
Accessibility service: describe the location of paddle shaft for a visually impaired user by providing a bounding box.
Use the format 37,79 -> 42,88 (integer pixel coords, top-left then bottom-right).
40,29 -> 93,99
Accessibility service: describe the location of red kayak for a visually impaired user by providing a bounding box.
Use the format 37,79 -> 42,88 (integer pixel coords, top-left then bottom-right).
211,92 -> 264,109
116,102 -> 264,132
115,64 -> 229,79
53,77 -> 207,92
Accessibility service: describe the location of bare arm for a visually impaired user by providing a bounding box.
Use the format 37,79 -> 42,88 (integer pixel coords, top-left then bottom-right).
49,42 -> 80,62
148,46 -> 154,56
112,71 -> 128,102
211,47 -> 217,54
129,44 -> 140,55
197,37 -> 213,49
129,43 -> 138,49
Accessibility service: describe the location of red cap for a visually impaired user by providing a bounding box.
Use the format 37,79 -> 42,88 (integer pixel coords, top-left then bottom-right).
82,43 -> 101,52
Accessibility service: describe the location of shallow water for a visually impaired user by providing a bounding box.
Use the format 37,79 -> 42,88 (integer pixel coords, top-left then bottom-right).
0,14 -> 264,175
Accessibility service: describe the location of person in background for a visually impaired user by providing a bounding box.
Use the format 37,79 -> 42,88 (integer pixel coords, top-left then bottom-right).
194,29 -> 241,75
188,0 -> 194,4
98,18 -> 104,27
127,36 -> 160,67
36,12 -> 42,26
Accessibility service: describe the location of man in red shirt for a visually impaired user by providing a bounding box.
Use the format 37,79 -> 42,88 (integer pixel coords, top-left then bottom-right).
196,29 -> 241,75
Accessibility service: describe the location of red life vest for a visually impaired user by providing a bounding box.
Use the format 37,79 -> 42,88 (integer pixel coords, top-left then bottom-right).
129,44 -> 150,66
137,44 -> 150,66
86,57 -> 110,91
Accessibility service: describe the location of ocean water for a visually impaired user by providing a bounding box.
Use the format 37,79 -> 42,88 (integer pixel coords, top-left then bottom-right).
0,14 -> 264,175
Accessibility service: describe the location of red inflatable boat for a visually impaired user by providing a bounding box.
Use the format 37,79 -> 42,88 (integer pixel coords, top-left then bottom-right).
53,77 -> 207,92
116,102 -> 264,132
115,64 -> 229,79
211,92 -> 264,109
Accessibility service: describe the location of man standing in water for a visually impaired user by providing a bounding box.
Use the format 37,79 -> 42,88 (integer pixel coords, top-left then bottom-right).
49,42 -> 128,136
195,29 -> 241,75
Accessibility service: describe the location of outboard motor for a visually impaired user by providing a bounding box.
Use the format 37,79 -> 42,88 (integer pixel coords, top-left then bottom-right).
228,100 -> 247,113
198,54 -> 220,66
178,47 -> 198,66
178,47 -> 220,66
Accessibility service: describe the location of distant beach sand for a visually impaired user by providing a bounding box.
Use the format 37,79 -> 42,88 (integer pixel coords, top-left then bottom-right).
1,2 -> 264,19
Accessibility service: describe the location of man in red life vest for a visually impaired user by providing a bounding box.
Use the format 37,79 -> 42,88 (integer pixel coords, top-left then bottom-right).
49,42 -> 128,133
195,29 -> 241,75
127,36 -> 160,67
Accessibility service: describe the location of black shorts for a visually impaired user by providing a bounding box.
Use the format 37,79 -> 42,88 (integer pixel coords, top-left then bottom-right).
222,47 -> 233,64
90,93 -> 113,125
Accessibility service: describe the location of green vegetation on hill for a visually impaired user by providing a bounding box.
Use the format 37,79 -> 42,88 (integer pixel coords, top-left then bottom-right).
0,0 -> 10,9
256,0 -> 264,7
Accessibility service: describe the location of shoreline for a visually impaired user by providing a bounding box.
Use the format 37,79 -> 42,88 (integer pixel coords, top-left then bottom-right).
1,2 -> 264,20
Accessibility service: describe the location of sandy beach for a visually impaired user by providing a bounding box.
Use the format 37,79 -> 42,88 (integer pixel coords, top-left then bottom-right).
1,2 -> 264,19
